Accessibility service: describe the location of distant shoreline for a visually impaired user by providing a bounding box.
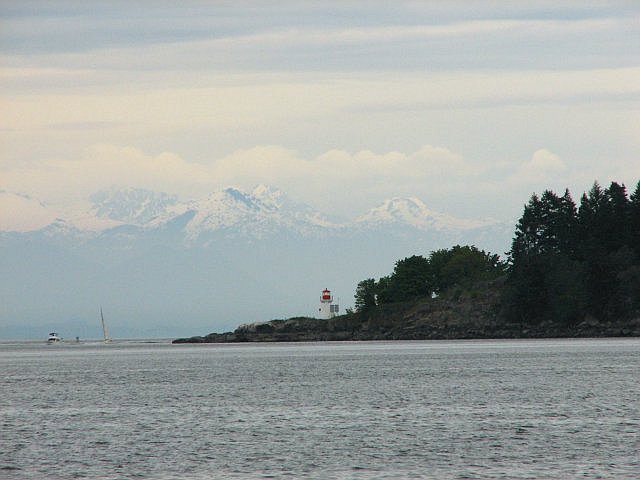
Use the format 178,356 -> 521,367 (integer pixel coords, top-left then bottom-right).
173,281 -> 640,344
172,319 -> 640,344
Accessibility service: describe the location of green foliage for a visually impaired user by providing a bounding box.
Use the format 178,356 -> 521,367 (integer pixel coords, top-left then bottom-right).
387,255 -> 432,302
353,245 -> 506,312
354,278 -> 377,312
374,275 -> 393,304
430,245 -> 505,294
506,180 -> 640,326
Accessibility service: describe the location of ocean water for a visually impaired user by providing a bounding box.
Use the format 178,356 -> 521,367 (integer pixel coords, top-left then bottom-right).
1,339 -> 638,479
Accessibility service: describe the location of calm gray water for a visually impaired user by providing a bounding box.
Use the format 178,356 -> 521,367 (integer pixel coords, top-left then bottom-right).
1,339 -> 638,479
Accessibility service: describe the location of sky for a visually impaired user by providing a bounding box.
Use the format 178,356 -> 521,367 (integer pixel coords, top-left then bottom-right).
1,1 -> 639,225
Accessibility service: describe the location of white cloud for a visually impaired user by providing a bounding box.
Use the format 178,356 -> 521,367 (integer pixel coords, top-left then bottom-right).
155,18 -> 620,56
2,145 -> 213,205
1,143 -> 496,221
207,144 -> 485,210
2,67 -> 637,140
3,16 -> 629,72
508,149 -> 568,187
530,149 -> 566,172
1,4 -> 637,226
0,192 -> 60,232
1,142 -> 635,229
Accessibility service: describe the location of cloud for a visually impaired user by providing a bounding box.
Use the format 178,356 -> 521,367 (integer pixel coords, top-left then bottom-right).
0,191 -> 60,232
508,149 -> 568,187
2,67 -> 637,140
1,4 -> 637,224
529,149 -> 566,172
4,15 -> 630,72
5,140 -> 637,228
207,144 -> 484,208
2,145 -> 212,205
1,143 -> 490,219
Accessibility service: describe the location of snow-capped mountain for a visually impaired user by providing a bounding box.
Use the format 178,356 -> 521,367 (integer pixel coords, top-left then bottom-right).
177,186 -> 340,240
356,197 -> 494,231
3,185 -> 504,238
89,187 -> 180,226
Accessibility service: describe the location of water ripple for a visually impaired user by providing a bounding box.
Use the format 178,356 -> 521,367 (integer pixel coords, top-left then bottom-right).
1,339 -> 639,479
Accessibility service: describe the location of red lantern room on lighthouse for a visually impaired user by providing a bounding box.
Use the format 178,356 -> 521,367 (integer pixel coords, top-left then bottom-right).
319,288 -> 339,319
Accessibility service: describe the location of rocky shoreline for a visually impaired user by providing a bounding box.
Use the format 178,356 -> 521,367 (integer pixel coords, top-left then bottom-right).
173,281 -> 640,343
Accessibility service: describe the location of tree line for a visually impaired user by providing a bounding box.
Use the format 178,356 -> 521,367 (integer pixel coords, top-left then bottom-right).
504,180 -> 640,326
354,180 -> 640,327
354,245 -> 507,311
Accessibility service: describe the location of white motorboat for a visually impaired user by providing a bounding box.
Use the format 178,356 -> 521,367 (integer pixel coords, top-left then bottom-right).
47,332 -> 62,343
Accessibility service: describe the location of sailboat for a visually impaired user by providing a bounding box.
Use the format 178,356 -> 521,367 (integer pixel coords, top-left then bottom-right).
100,307 -> 112,343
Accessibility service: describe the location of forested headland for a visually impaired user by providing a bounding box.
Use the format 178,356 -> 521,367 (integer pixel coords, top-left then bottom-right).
355,180 -> 640,328
507,180 -> 640,327
174,180 -> 640,343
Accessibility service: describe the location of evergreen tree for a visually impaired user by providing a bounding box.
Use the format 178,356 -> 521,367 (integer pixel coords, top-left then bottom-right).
508,188 -> 584,325
577,181 -> 632,319
508,179 -> 639,325
603,181 -> 629,252
556,189 -> 579,256
602,246 -> 640,319
503,253 -> 550,324
576,181 -> 629,259
509,189 -> 577,259
630,181 -> 640,259
544,254 -> 587,326
510,193 -> 543,261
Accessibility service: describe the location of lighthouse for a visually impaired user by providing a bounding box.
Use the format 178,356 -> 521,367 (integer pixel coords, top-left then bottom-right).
319,288 -> 339,319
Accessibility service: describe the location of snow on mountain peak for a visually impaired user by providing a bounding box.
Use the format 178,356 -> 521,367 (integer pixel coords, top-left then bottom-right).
90,187 -> 179,226
179,185 -> 342,239
1,185 -> 502,241
179,186 -> 282,238
356,197 -> 494,231
251,184 -> 285,210
221,187 -> 261,211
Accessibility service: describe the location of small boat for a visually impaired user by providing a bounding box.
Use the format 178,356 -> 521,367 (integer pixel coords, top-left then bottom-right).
100,307 -> 112,343
47,332 -> 62,343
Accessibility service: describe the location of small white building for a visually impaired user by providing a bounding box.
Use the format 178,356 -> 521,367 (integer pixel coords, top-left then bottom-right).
318,288 -> 339,319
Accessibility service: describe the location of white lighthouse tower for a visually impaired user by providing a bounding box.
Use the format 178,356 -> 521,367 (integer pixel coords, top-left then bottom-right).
319,288 -> 339,319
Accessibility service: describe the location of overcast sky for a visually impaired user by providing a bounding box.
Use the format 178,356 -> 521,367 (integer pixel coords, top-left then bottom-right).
1,1 -> 639,225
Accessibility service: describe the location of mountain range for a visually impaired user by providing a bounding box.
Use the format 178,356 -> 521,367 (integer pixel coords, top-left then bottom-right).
0,186 -> 513,339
